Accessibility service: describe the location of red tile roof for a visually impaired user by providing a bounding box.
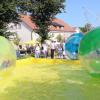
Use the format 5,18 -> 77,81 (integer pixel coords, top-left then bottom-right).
20,15 -> 37,29
51,18 -> 75,32
20,15 -> 75,32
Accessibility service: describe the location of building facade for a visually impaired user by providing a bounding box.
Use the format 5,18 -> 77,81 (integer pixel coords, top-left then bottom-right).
8,15 -> 76,43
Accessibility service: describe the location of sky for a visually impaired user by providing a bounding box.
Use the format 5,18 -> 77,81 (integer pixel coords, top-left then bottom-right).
56,0 -> 100,27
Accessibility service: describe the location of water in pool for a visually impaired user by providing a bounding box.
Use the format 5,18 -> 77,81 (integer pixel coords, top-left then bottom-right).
0,58 -> 100,100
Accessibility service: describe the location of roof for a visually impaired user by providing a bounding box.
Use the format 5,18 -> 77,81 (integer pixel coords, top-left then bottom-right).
51,18 -> 75,32
20,15 -> 75,32
20,15 -> 37,29
51,22 -> 64,27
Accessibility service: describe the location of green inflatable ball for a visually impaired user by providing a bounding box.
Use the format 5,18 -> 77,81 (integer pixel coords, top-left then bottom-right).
0,36 -> 16,69
79,27 -> 100,75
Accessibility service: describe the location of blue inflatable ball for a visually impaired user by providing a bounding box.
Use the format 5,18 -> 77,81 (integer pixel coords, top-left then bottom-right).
65,32 -> 84,59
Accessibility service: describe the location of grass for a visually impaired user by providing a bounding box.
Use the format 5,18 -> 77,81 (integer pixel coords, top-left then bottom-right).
0,58 -> 100,100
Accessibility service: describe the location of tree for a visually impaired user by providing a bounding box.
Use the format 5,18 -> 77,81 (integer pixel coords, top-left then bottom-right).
13,33 -> 20,45
56,34 -> 64,42
0,0 -> 19,39
79,23 -> 93,33
17,0 -> 65,43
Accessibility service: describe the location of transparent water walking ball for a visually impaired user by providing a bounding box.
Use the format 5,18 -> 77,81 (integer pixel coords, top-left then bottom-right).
0,36 -> 16,69
65,32 -> 84,59
79,27 -> 100,74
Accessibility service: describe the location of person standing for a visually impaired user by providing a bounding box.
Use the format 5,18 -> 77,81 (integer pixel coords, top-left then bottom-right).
35,43 -> 40,58
57,44 -> 63,59
63,42 -> 66,59
42,43 -> 48,58
51,41 -> 56,59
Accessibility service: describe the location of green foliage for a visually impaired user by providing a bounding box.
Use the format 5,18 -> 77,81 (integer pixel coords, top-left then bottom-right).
18,0 -> 65,43
0,0 -> 19,39
13,33 -> 20,45
56,34 -> 64,42
36,36 -> 41,43
79,23 -> 93,33
0,28 -> 15,39
0,0 -> 65,42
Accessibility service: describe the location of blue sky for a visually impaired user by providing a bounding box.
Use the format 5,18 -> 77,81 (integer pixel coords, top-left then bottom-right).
56,0 -> 100,27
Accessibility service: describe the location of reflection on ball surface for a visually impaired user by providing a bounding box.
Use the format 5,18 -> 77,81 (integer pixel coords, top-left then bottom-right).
79,27 -> 100,74
0,36 -> 16,69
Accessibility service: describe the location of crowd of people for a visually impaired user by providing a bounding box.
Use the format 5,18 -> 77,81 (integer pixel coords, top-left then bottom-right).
16,41 -> 66,59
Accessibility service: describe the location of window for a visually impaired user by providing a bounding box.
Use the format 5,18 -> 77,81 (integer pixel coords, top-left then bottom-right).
61,26 -> 64,30
17,24 -> 21,29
